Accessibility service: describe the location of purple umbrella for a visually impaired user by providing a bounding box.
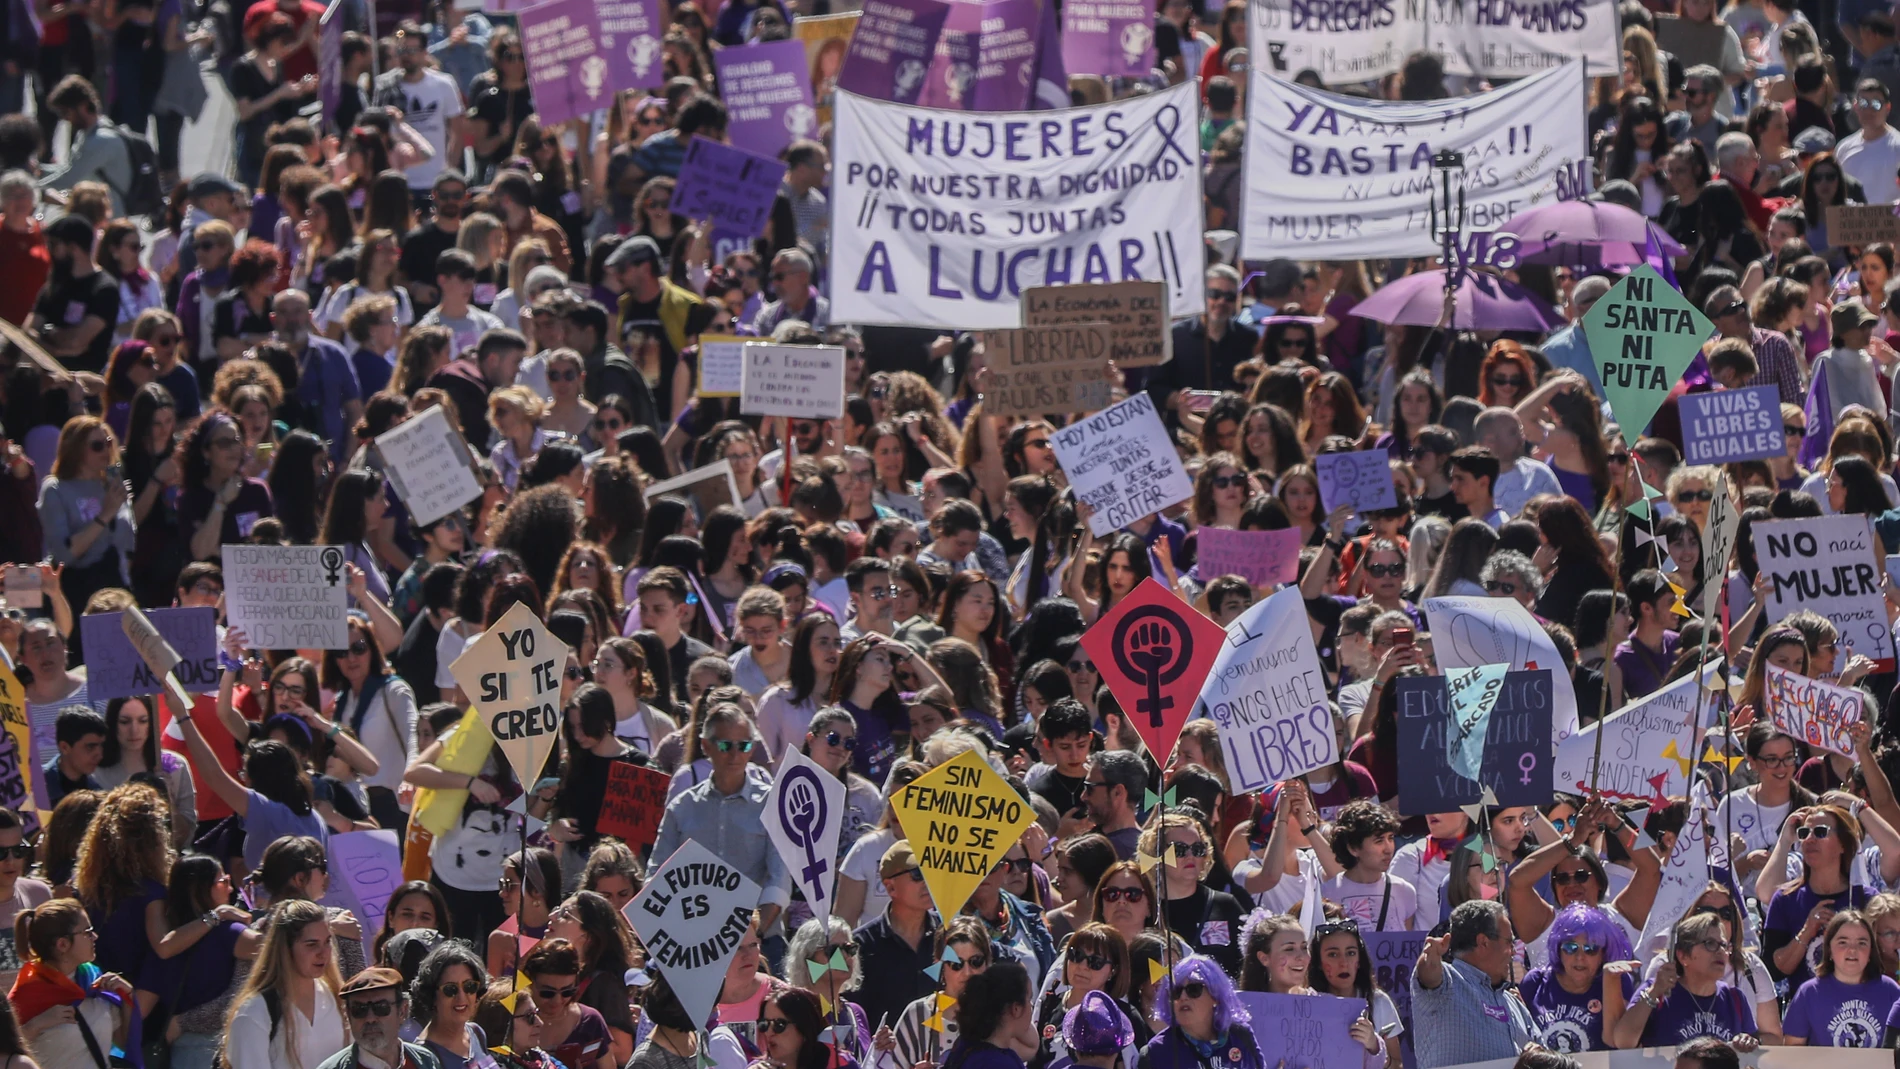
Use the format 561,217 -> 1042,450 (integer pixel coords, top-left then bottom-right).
1352,269 -> 1565,331
1498,200 -> 1686,266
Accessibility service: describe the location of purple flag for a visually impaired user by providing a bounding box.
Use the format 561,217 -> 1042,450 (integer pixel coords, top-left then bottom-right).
714,40 -> 820,157
673,136 -> 788,237
518,0 -> 611,126
599,0 -> 667,91
1060,0 -> 1154,78
1031,0 -> 1067,109
922,0 -> 1041,110
919,1 -> 979,109
837,0 -> 950,104
1801,356 -> 1833,470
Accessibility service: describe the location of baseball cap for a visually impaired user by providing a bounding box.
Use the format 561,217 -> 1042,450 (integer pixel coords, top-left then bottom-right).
338,967 -> 407,998
1832,297 -> 1881,333
879,839 -> 920,879
605,235 -> 663,269
1063,991 -> 1135,1055
187,173 -> 243,200
1793,125 -> 1836,154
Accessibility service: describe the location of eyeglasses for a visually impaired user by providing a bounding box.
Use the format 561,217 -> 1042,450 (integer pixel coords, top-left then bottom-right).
1691,904 -> 1739,922
1210,474 -> 1248,489
1206,289 -> 1237,302
152,334 -> 180,346
1550,869 -> 1593,886
349,999 -> 397,1018
499,877 -> 520,893
1099,887 -> 1148,904
1173,982 -> 1208,1001
594,418 -> 624,432
1674,489 -> 1713,503
1071,953 -> 1111,970
500,49 -> 522,59
274,683 -> 307,699
713,739 -> 756,753
70,927 -> 95,940
946,954 -> 987,971
895,867 -> 925,883
1559,941 -> 1604,955
1755,752 -> 1799,768
1483,580 -> 1519,595
1489,376 -> 1527,390
1277,338 -> 1307,350
1784,425 -> 1805,437
1068,660 -> 1096,673
1713,300 -> 1747,318
438,980 -> 482,998
1858,96 -> 1888,109
1365,563 -> 1403,578
758,1017 -> 794,1034
535,984 -> 578,1002
867,585 -> 898,601
1797,824 -> 1833,839
1694,939 -> 1734,954
515,1011 -> 543,1025
821,731 -> 858,751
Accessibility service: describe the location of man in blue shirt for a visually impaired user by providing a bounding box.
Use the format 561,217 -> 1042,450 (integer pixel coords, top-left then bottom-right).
1540,275 -> 1610,400
272,289 -> 363,467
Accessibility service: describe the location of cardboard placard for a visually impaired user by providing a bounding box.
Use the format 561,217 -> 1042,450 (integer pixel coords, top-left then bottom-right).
222,544 -> 351,650
1240,992 -> 1370,1069
2,565 -> 40,610
696,336 -> 748,398
981,324 -> 1116,417
740,343 -> 847,420
1021,281 -> 1171,368
1701,472 -> 1740,619
595,760 -> 669,847
1315,448 -> 1398,515
625,839 -> 763,1034
891,749 -> 1037,918
1423,596 -> 1581,749
643,458 -> 742,519
1195,586 -> 1334,792
447,601 -> 573,788
673,137 -> 788,239
1753,514 -> 1894,666
1050,392 -> 1193,537
1552,671 -> 1706,803
1766,664 -> 1863,756
79,607 -> 219,701
1680,386 -> 1783,464
762,748 -> 849,912
374,405 -> 482,528
1392,670 -> 1554,815
1078,578 -> 1225,761
325,829 -> 404,935
0,660 -> 36,837
1195,527 -> 1302,587
1638,784 -> 1721,955
1828,204 -> 1900,249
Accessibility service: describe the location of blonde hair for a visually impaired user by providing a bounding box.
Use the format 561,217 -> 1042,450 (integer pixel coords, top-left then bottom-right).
221,900 -> 342,1069
487,384 -> 546,424
1137,810 -> 1214,882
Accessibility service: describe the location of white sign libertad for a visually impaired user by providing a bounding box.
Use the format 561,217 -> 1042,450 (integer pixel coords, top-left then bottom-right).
1049,392 -> 1192,537
626,839 -> 762,1033
1196,586 -> 1335,792
829,81 -> 1206,328
1240,61 -> 1589,261
374,405 -> 482,527
223,544 -> 351,649
1753,515 -> 1894,665
740,343 -> 846,419
1247,0 -> 1618,85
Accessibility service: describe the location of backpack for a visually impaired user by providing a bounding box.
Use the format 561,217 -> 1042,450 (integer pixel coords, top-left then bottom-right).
111,122 -> 164,219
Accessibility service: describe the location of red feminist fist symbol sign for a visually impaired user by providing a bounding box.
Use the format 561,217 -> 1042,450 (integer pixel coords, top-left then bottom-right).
1081,577 -> 1224,761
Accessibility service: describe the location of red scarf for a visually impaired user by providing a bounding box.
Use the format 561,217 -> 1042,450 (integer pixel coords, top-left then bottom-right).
1420,836 -> 1462,867
9,960 -> 89,1026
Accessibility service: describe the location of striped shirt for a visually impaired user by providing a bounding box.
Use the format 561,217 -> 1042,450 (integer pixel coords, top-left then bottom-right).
1412,957 -> 1536,1069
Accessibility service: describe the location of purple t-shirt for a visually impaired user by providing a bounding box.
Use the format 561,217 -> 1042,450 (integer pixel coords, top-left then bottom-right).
1786,973 -> 1900,1047
1765,884 -> 1877,995
1517,966 -> 1635,1053
1612,631 -> 1679,700
1638,981 -> 1756,1046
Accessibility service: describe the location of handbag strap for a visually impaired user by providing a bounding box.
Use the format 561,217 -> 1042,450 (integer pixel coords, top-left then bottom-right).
72,1002 -> 110,1069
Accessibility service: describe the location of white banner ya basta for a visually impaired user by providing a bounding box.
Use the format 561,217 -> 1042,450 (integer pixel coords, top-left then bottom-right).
1240,59 -> 1589,262
1248,0 -> 1619,86
829,80 -> 1206,329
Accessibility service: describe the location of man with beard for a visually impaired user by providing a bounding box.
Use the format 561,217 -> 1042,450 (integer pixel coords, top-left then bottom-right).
316,968 -> 439,1069
27,213 -> 118,373
398,170 -> 468,316
373,20 -> 464,205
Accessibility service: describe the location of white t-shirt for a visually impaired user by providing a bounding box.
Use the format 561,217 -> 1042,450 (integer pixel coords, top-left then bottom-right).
225,986 -> 347,1069
433,622 -> 480,689
841,825 -> 898,926
1319,872 -> 1418,931
1837,125 -> 1900,205
1799,468 -> 1900,515
315,282 -> 415,334
1713,787 -> 1795,859
384,68 -> 464,189
1390,839 -> 1452,932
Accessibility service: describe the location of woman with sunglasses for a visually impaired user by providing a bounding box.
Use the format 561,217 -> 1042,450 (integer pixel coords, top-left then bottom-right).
544,891 -> 637,1063
539,348 -> 596,444
785,917 -> 874,1062
532,685 -> 643,875
801,707 -> 885,859
1506,796 -> 1648,973
1477,342 -> 1538,410
38,415 -> 136,614
1761,806 -> 1885,996
1036,924 -> 1145,1063
888,916 -> 992,1068
1309,915 -> 1404,1069
1782,908 -> 1900,1046
761,985 -> 858,1069
522,938 -> 616,1069
175,409 -> 274,564
1139,809 -> 1246,977
1613,911 -> 1763,1050
1146,956 -> 1277,1069
0,810 -> 49,995
1088,863 -> 1166,951
1190,452 -> 1252,533
1516,903 -> 1637,1054
413,942 -> 489,1066
475,983 -> 562,1069
320,613 -> 417,833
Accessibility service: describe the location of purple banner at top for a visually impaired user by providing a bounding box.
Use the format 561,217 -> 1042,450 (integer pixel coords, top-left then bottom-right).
673,136 -> 788,238
921,0 -> 1041,111
600,0 -> 667,90
715,40 -> 819,158
518,0 -> 611,125
837,0 -> 950,104
1061,0 -> 1154,78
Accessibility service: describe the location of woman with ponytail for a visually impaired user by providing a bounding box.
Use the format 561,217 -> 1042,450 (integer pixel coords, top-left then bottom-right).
6,898 -> 131,1069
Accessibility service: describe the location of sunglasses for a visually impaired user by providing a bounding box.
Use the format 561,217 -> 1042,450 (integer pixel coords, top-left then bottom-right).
1025,438 -> 1051,450
1692,904 -> 1739,922
349,999 -> 397,1018
549,369 -> 578,383
536,984 -> 578,1001
758,1017 -> 795,1034
1608,452 -> 1631,465
0,842 -> 34,861
1858,96 -> 1888,108
1674,489 -> 1713,503
1100,886 -> 1148,904
1694,939 -> 1734,954
1550,869 -> 1594,886
999,857 -> 1033,873
1277,337 -> 1308,350
946,954 -> 987,971
1071,953 -> 1111,970
1210,474 -> 1248,490
152,334 -> 180,346
895,867 -> 925,883
1206,289 -> 1238,302
822,731 -> 858,751
1548,815 -> 1578,832
1483,581 -> 1519,595
564,665 -> 586,681
1713,300 -> 1747,317
1784,424 -> 1805,436
89,438 -> 109,452
1489,376 -> 1527,389
438,980 -> 482,998
714,739 -> 756,753
1559,941 -> 1604,956
1365,563 -> 1403,578
1797,825 -> 1833,839
1068,660 -> 1096,673
594,418 -> 625,432
1173,982 -> 1208,1000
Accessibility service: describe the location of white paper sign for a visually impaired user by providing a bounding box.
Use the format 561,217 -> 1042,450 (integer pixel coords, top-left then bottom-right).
1240,61 -> 1590,261
448,601 -> 573,788
698,335 -> 747,397
1553,671 -> 1706,804
625,838 -> 763,1031
1701,473 -> 1740,620
222,544 -> 351,650
1049,392 -> 1192,537
829,81 -> 1206,328
1637,782 -> 1721,955
740,343 -> 847,419
1424,596 -> 1580,747
2,565 -> 40,609
762,748 -> 848,913
1315,448 -> 1397,515
1753,515 -> 1895,665
1767,665 -> 1863,756
374,405 -> 482,527
1248,0 -> 1618,85
1195,586 -> 1336,792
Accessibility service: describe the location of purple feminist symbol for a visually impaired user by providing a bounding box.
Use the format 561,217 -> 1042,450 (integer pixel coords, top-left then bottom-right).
1519,751 -> 1537,785
1111,606 -> 1195,729
779,766 -> 831,894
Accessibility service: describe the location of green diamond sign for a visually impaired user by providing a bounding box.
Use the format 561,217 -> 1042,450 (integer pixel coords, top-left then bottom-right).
1581,265 -> 1715,447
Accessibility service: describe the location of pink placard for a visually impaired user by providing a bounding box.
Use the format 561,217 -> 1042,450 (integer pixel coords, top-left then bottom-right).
1196,527 -> 1302,587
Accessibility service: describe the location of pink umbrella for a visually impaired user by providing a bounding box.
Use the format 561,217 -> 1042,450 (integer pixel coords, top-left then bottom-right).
1351,269 -> 1565,331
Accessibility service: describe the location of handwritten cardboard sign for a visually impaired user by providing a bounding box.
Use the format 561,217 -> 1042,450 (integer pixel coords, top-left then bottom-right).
1829,204 -> 1900,248
1196,585 -> 1334,792
643,458 -> 742,519
1393,670 -> 1554,815
1767,665 -> 1862,756
673,137 -> 788,238
1050,392 -> 1192,536
1021,281 -> 1171,367
223,544 -> 351,650
79,607 -> 218,702
1079,577 -> 1225,761
1582,266 -> 1716,447
981,323 -> 1115,417
595,761 -> 669,847
1196,527 -> 1302,587
448,601 -> 573,788
740,343 -> 847,420
891,749 -> 1037,918
1754,514 -> 1894,665
1240,991 -> 1369,1069
374,405 -> 482,527
1423,596 -> 1581,748
1680,386 -> 1782,464
696,336 -> 747,398
1316,448 -> 1397,515
1552,671 -> 1704,803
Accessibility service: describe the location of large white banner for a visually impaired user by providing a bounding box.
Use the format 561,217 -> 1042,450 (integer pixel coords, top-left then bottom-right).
830,81 -> 1205,328
1248,0 -> 1619,86
1239,61 -> 1590,261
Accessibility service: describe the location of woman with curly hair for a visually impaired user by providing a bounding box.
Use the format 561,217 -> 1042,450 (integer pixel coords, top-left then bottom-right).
551,540 -> 622,623
211,240 -> 282,365
1299,372 -> 1367,457
1192,451 -> 1252,530
493,483 -> 581,600
174,409 -> 275,563
72,782 -> 173,981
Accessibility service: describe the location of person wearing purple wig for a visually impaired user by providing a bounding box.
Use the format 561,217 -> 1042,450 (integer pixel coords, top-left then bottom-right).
1515,904 -> 1640,1053
1142,955 -> 1266,1069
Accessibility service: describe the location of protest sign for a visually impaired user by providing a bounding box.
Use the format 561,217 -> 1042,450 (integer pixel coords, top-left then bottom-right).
1050,393 -> 1193,537
1239,63 -> 1588,261
673,138 -> 787,239
1364,930 -> 1425,1037
1680,386 -> 1781,464
762,748 -> 849,914
1241,992 -> 1369,1069
598,0 -> 666,90
325,830 -> 403,935
1583,266 -> 1717,447
981,324 -> 1115,417
1197,586 -> 1334,792
1828,205 -> 1900,248
644,459 -> 742,518
715,41 -> 819,157
1195,527 -> 1303,587
374,405 -> 482,527
595,761 -> 669,847
795,12 -> 858,123
1316,449 -> 1397,515
1553,671 -> 1706,803
1062,0 -> 1153,78
1080,578 -> 1226,761
223,544 -> 350,650
0,660 -> 35,836
449,601 -> 573,788
891,749 -> 1037,918
837,0 -> 950,104
1022,281 -> 1171,368
1393,671 -> 1554,815
1638,784 -> 1720,957
696,336 -> 747,398
1424,596 -> 1580,747
80,607 -> 218,701
1702,473 -> 1741,620
1,565 -> 38,609
921,0 -> 1040,111
1753,514 -> 1894,665
830,80 -> 1206,328
1245,0 -> 1617,85
627,839 -> 763,1031
1767,665 -> 1863,756
740,343 -> 847,419
517,0 -> 611,126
